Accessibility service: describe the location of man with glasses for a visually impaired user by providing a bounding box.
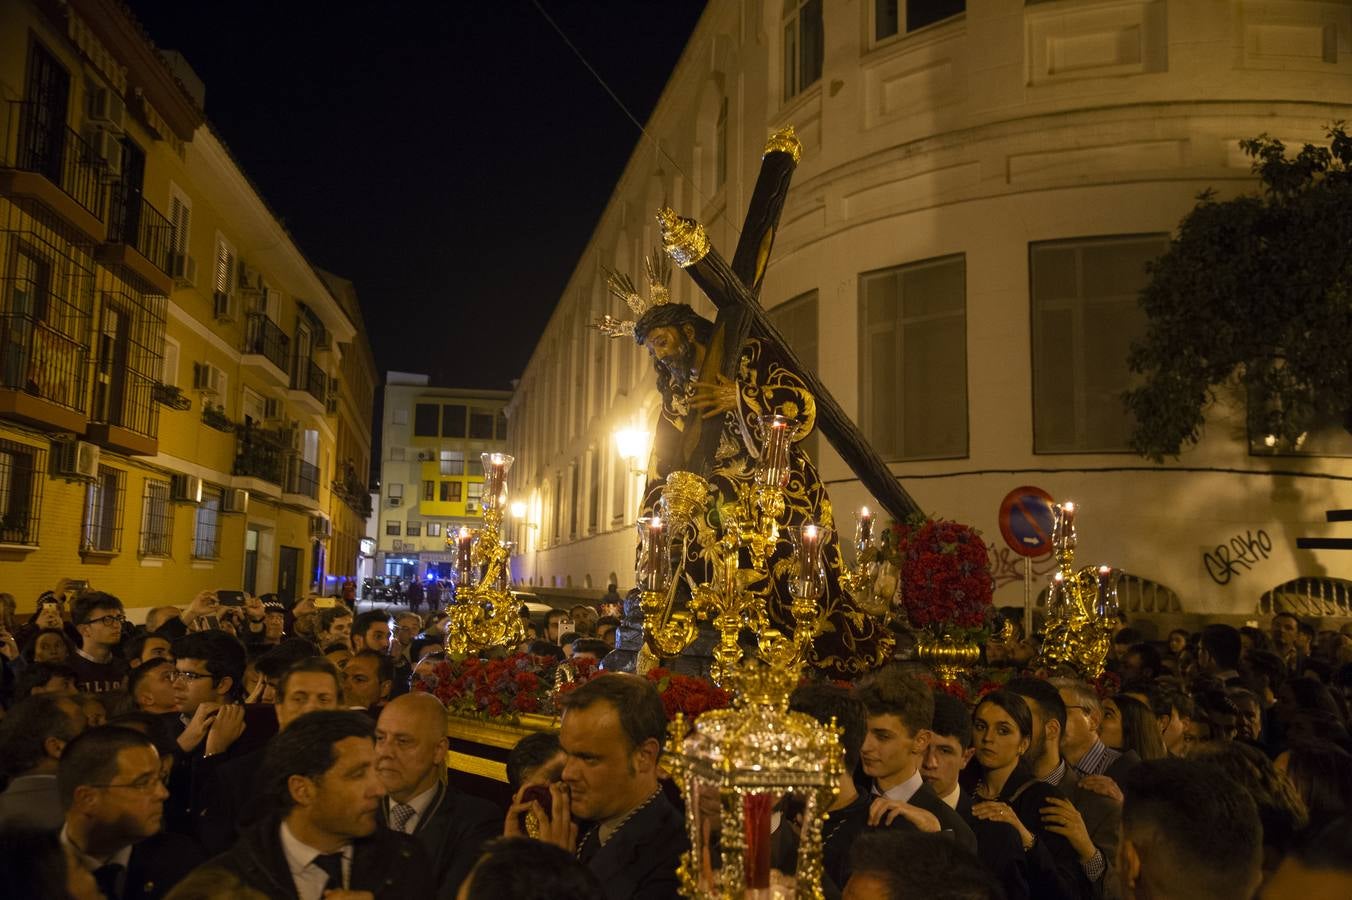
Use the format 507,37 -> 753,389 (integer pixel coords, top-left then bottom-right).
58,725 -> 203,899
68,592 -> 129,694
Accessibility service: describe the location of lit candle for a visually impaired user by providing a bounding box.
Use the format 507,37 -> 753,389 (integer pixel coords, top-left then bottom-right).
480,452 -> 514,511
456,527 -> 474,582
791,522 -> 828,600
855,506 -> 874,549
636,517 -> 670,592
754,415 -> 794,489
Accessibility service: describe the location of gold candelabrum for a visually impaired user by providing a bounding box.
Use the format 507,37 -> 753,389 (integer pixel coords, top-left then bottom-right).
664,645 -> 843,900
1036,501 -> 1119,679
637,415 -> 833,684
442,453 -> 527,654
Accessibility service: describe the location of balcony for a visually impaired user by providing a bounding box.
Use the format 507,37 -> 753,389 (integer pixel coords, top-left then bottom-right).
288,357 -> 327,415
241,313 -> 290,386
283,456 -> 321,511
331,460 -> 373,519
0,102 -> 107,240
0,298 -> 91,434
231,422 -> 288,499
98,192 -> 174,295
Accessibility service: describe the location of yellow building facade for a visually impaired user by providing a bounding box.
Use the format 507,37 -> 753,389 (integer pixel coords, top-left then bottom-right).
0,0 -> 376,613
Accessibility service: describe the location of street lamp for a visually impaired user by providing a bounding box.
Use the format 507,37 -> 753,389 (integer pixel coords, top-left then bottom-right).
613,427 -> 651,474
509,500 -> 528,519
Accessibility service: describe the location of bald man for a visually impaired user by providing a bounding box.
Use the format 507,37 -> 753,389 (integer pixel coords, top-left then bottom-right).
375,693 -> 502,899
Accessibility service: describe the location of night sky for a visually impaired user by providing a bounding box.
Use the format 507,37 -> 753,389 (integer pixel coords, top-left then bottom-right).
127,0 -> 707,390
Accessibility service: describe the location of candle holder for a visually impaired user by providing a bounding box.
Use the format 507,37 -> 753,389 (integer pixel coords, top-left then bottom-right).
442,458 -> 526,654
1036,500 -> 1118,679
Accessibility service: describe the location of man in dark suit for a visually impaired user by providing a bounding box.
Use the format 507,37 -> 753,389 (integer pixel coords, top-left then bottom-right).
855,667 -> 977,853
0,693 -> 87,831
508,674 -> 686,900
374,692 -> 501,899
1009,677 -> 1122,898
57,725 -> 203,900
196,710 -> 432,899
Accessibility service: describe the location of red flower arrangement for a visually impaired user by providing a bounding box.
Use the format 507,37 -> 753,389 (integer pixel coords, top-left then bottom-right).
888,518 -> 995,634
645,668 -> 731,720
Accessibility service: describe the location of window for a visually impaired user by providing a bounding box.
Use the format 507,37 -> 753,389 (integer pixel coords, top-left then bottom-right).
441,404 -> 466,438
406,521 -> 421,537
385,520 -> 400,536
0,440 -> 42,545
467,456 -> 483,477
193,489 -> 221,559
783,0 -> 824,102
875,0 -> 964,41
168,184 -> 191,257
715,97 -> 729,189
213,236 -> 236,299
388,483 -> 404,498
588,451 -> 600,533
569,461 -> 580,537
440,481 -> 461,502
161,337 -> 180,387
467,481 -> 483,501
392,407 -> 408,426
390,446 -> 405,461
496,412 -> 508,440
768,291 -> 820,463
413,403 -> 438,437
422,480 -> 435,501
439,450 -> 464,476
427,522 -> 441,537
139,478 -> 173,557
469,409 -> 495,440
82,467 -> 124,553
1031,236 -> 1167,453
860,255 -> 968,460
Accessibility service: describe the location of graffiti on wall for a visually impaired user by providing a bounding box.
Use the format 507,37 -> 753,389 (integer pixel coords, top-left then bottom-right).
1203,529 -> 1273,585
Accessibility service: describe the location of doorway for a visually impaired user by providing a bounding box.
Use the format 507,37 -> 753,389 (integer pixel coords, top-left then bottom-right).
277,545 -> 302,605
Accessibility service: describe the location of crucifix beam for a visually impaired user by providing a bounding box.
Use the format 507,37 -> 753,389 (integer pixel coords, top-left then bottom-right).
660,210 -> 923,522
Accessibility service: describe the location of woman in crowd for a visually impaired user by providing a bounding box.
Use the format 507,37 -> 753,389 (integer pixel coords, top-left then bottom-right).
1099,693 -> 1168,760
963,690 -> 1092,900
1277,740 -> 1352,825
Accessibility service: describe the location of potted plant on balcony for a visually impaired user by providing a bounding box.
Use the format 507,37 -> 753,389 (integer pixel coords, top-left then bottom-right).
201,402 -> 235,433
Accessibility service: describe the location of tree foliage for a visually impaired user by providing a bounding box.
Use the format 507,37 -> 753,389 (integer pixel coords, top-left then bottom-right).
1125,124 -> 1352,461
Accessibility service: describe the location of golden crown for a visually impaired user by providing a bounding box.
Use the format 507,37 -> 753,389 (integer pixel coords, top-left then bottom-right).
592,249 -> 673,338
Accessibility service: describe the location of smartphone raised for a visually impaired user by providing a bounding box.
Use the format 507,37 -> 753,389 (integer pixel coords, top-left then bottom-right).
217,590 -> 246,607
314,597 -> 337,609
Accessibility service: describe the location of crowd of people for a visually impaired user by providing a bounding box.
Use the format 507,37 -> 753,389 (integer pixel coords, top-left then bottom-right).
0,582 -> 1348,899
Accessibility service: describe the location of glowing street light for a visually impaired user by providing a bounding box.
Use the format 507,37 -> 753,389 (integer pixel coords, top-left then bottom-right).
613,427 -> 651,474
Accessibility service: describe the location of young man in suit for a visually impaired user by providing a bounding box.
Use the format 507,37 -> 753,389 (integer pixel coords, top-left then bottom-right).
0,693 -> 87,830
374,692 -> 501,899
58,726 -> 202,900
197,710 -> 431,899
855,667 -> 977,854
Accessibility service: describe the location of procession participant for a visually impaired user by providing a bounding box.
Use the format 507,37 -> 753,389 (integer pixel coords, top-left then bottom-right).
506,674 -> 685,900
374,692 -> 500,898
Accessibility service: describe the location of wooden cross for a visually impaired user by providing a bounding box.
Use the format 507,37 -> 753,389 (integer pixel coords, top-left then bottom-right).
658,128 -> 923,522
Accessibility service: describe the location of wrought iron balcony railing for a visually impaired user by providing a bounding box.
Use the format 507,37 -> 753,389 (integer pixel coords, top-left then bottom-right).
291,357 -> 327,403
4,101 -> 107,221
0,289 -> 90,413
108,192 -> 173,275
232,422 -> 289,485
244,313 -> 290,373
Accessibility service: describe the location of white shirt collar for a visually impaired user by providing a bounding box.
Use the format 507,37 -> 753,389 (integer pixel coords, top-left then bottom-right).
59,823 -> 133,872
875,769 -> 924,804
279,819 -> 351,900
388,781 -> 439,832
940,783 -> 961,810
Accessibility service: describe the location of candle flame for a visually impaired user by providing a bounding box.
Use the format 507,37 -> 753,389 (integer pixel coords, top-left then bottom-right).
860,506 -> 871,518
650,517 -> 662,529
1063,501 -> 1075,513
804,524 -> 818,538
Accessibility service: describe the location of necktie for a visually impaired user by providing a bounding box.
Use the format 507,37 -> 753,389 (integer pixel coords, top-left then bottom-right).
93,862 -> 124,900
390,801 -> 417,833
313,852 -> 344,891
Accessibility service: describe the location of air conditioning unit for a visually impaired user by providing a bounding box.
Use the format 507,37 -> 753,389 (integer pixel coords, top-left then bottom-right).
236,262 -> 259,291
87,86 -> 127,131
262,396 -> 283,421
465,501 -> 479,514
416,450 -> 433,462
213,290 -> 237,322
170,253 -> 198,289
309,515 -> 332,538
55,440 -> 99,480
171,474 -> 204,504
325,394 -> 338,415
223,488 -> 249,514
80,125 -> 122,179
192,362 -> 224,396
388,496 -> 402,507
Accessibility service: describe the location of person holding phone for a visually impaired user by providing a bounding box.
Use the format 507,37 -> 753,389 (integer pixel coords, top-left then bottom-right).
68,592 -> 129,694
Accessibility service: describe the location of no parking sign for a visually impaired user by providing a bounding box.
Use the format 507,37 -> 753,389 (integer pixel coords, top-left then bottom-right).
998,486 -> 1056,558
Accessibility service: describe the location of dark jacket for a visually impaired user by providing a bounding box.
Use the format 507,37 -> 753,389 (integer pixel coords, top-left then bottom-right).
200,814 -> 432,900
956,788 -> 1032,900
1061,763 -> 1123,900
576,790 -> 687,900
985,765 -> 1094,900
374,781 -> 501,900
194,745 -> 268,855
907,781 -> 977,854
117,832 -> 205,900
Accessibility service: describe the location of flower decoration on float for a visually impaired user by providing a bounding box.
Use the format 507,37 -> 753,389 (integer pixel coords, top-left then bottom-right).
1035,501 -> 1119,680
441,452 -> 527,654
